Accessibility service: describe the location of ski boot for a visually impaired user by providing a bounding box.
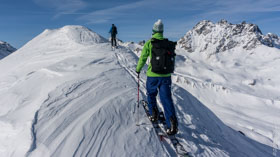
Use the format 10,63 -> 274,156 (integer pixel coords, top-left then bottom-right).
158,112 -> 166,124
148,106 -> 159,122
166,116 -> 178,135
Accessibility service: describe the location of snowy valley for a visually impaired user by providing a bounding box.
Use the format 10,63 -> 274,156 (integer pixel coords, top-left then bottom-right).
0,20 -> 280,157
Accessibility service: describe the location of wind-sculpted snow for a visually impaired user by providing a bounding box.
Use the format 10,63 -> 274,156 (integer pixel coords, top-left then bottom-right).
170,19 -> 280,156
120,45 -> 276,156
173,45 -> 280,155
0,25 -> 167,156
17,25 -> 108,55
27,71 -> 166,157
48,25 -> 108,45
171,85 -> 274,157
0,25 -> 279,157
58,25 -> 108,44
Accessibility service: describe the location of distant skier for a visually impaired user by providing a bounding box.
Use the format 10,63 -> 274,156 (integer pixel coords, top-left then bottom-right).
136,19 -> 178,135
109,24 -> 118,48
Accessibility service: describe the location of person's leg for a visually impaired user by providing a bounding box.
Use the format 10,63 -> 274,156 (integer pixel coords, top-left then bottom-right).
111,35 -> 114,47
113,36 -> 117,47
146,77 -> 159,116
159,77 -> 177,129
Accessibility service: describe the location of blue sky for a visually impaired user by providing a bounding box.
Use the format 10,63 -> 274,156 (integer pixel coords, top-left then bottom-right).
1,0 -> 280,48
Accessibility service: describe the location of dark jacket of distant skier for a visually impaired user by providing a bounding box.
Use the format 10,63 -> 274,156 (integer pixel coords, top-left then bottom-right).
109,24 -> 118,47
136,19 -> 178,135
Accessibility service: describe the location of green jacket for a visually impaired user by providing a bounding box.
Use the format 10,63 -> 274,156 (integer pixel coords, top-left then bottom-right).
136,33 -> 172,77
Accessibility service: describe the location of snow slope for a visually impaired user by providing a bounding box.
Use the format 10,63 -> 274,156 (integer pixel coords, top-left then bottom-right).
0,41 -> 16,59
174,20 -> 280,155
0,25 -> 167,157
118,41 -> 144,57
0,25 -> 278,157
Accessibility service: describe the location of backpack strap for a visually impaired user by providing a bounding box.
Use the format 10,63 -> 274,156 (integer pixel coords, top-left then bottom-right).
151,38 -> 169,49
151,38 -> 176,54
151,38 -> 168,43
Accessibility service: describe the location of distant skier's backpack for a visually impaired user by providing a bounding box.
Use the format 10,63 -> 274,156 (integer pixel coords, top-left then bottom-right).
111,26 -> 117,35
151,38 -> 176,74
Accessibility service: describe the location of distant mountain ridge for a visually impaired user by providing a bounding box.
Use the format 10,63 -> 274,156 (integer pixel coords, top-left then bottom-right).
0,24 -> 278,157
178,19 -> 280,55
0,41 -> 16,59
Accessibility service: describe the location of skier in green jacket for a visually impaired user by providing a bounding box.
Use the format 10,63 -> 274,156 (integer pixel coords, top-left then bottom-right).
136,19 -> 178,135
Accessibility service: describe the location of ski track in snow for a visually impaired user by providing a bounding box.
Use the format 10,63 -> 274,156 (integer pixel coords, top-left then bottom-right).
19,44 -> 280,157
22,44 -> 169,157
0,25 -> 279,157
119,26 -> 280,156
110,45 -> 277,156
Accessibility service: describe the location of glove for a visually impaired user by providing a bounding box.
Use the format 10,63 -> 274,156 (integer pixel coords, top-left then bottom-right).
136,70 -> 140,78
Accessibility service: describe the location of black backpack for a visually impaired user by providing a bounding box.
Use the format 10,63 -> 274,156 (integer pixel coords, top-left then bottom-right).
151,38 -> 176,74
111,26 -> 117,35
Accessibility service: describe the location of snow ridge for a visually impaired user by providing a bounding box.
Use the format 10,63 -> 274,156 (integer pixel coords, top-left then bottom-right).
22,25 -> 108,51
178,19 -> 280,55
56,25 -> 108,45
0,24 -> 279,157
174,19 -> 280,154
26,110 -> 39,156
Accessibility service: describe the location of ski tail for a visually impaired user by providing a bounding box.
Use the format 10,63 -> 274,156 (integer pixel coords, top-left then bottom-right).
141,100 -> 192,157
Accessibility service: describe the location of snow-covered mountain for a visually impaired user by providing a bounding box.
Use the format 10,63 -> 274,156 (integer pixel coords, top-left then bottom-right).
0,24 -> 279,157
178,19 -> 280,55
0,41 -> 16,59
118,41 -> 144,57
174,20 -> 280,155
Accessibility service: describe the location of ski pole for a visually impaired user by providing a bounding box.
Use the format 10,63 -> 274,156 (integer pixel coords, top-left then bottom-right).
136,73 -> 140,126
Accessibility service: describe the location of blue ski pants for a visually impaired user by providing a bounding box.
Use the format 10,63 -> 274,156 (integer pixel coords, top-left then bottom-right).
146,76 -> 176,128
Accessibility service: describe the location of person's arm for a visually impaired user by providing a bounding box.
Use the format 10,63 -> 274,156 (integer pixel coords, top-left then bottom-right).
109,27 -> 112,33
136,41 -> 150,73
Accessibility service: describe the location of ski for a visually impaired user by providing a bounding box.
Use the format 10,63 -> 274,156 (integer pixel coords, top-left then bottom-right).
111,45 -> 118,51
141,100 -> 191,157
